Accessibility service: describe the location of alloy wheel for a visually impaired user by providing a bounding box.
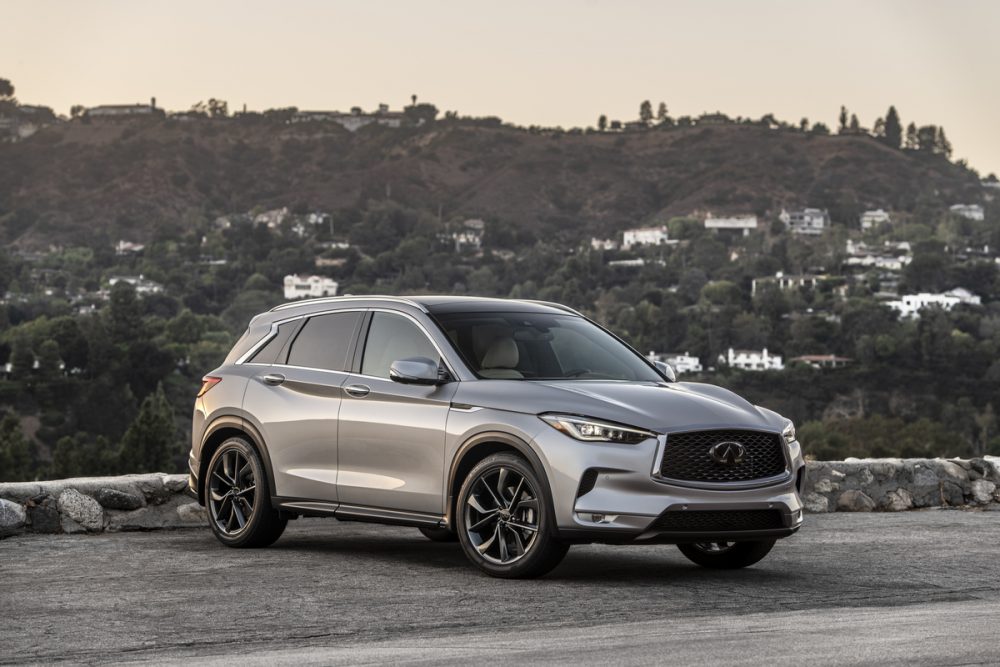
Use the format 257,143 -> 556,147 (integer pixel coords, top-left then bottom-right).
209,448 -> 257,535
464,466 -> 540,565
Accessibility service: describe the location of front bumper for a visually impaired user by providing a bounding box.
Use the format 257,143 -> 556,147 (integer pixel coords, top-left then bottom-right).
532,427 -> 806,543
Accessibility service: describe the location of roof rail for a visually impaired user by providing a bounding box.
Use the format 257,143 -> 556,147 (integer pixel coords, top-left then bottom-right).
524,300 -> 584,317
270,295 -> 428,313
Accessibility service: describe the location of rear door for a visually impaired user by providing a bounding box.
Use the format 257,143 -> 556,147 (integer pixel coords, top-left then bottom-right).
241,310 -> 364,502
336,310 -> 457,514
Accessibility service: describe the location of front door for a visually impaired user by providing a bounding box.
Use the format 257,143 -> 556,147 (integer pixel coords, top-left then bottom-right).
336,311 -> 457,515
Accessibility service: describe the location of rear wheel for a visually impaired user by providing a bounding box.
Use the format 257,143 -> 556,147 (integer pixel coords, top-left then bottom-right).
205,437 -> 286,548
676,539 -> 775,569
456,453 -> 568,578
418,526 -> 457,542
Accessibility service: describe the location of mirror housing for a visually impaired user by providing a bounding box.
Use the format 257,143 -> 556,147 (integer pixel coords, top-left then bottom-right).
389,357 -> 444,385
653,360 -> 677,382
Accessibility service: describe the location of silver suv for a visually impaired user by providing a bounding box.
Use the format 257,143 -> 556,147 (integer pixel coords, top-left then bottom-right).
188,296 -> 804,578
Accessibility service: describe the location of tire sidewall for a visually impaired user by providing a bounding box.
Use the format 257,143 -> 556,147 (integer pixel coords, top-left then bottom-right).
456,453 -> 561,578
206,437 -> 271,548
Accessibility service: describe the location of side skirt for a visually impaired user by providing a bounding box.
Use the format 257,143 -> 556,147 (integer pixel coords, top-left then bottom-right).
273,498 -> 446,529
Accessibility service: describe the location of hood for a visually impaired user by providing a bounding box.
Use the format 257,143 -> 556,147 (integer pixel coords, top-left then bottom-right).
453,379 -> 783,434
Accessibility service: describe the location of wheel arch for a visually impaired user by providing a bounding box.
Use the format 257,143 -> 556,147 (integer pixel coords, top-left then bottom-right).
198,417 -> 276,505
446,431 -> 556,536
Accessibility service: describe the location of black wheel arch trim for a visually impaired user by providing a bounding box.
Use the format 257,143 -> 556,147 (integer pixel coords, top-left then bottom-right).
446,430 -> 557,536
199,416 -> 277,505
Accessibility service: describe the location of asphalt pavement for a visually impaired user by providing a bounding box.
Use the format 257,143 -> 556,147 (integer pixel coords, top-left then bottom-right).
2,510 -> 998,665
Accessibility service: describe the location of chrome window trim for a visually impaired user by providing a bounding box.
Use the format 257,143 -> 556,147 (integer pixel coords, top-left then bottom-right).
234,307 -> 366,365
649,429 -> 793,491
238,306 -> 460,380
269,295 -> 427,313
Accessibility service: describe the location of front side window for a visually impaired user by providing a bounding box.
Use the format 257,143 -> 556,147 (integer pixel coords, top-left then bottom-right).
285,311 -> 362,371
361,312 -> 440,379
433,312 -> 662,382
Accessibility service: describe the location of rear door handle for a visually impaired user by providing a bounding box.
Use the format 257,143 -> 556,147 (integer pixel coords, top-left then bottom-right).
262,373 -> 285,386
344,384 -> 371,398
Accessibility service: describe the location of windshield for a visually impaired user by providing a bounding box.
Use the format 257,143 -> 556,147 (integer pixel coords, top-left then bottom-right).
432,311 -> 664,382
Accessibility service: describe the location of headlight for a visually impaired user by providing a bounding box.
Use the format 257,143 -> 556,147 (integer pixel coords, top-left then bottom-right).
782,421 -> 796,445
540,414 -> 656,444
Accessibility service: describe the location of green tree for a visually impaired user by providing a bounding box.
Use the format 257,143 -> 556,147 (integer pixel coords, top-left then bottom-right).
107,281 -> 143,345
849,113 -> 860,132
905,122 -> 918,149
51,433 -> 118,478
9,337 -> 34,379
118,384 -> 178,473
0,77 -> 13,99
0,412 -> 32,481
935,127 -> 952,158
597,114 -> 607,131
657,102 -> 668,122
884,106 -> 902,148
838,105 -> 848,133
916,125 -> 938,152
36,339 -> 62,380
639,100 -> 653,126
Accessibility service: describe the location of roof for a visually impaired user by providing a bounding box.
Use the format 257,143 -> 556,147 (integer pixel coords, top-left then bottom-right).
266,295 -> 578,318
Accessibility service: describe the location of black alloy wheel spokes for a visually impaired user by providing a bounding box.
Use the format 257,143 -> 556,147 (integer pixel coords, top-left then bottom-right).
209,449 -> 257,535
465,467 -> 540,565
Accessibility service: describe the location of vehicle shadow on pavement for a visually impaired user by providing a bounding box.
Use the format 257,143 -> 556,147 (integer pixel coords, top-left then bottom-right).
265,531 -> 796,584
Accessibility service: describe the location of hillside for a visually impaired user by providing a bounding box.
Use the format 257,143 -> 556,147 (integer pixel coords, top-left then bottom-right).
0,117 -> 982,247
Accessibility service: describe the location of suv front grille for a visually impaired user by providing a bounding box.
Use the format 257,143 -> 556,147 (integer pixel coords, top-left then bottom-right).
659,429 -> 786,483
651,509 -> 784,532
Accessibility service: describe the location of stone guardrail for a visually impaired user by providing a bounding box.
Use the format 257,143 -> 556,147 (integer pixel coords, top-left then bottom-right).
1,458 -> 998,537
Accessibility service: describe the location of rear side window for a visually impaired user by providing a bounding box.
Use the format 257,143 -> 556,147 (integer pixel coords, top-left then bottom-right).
247,321 -> 301,365
285,312 -> 362,371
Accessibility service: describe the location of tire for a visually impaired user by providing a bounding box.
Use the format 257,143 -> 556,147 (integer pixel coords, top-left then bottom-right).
205,437 -> 286,548
676,539 -> 776,569
418,526 -> 458,542
456,453 -> 568,579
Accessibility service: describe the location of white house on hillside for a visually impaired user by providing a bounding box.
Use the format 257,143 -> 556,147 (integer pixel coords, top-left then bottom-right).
722,348 -> 784,371
780,208 -> 830,235
108,275 -> 163,295
622,226 -> 668,249
887,288 -> 981,318
291,104 -> 405,132
949,204 -> 985,221
751,271 -> 822,296
283,275 -> 339,300
648,351 -> 703,374
860,209 -> 891,230
704,214 -> 758,236
590,237 -> 618,251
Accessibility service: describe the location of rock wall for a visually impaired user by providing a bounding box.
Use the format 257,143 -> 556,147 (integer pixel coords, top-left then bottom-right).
0,474 -> 205,537
1,458 -> 999,537
802,457 -> 1000,512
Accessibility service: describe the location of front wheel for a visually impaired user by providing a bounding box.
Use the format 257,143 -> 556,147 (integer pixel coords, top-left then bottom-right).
676,539 -> 776,569
456,453 -> 568,578
205,437 -> 286,548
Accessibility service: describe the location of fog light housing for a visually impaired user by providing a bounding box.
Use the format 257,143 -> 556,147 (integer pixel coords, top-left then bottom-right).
578,512 -> 619,524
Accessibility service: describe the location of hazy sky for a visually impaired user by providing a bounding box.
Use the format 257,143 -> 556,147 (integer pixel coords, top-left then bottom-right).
3,0 -> 998,175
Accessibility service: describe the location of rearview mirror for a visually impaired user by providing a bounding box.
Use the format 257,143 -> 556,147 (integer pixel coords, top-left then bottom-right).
389,357 -> 444,385
654,360 -> 677,382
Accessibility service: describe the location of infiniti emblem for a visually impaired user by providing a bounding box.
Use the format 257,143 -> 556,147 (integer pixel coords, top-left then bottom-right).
709,441 -> 746,466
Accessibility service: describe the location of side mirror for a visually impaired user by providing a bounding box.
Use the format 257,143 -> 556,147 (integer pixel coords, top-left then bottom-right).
389,357 -> 444,385
654,360 -> 677,382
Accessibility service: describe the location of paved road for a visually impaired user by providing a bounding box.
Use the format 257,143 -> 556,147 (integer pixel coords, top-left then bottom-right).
2,510 -> 999,665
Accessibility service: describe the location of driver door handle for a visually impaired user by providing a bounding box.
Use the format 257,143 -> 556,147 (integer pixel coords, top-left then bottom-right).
262,373 -> 285,386
344,384 -> 371,398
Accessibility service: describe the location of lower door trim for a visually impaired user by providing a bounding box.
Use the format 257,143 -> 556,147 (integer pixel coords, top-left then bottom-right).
274,498 -> 445,528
